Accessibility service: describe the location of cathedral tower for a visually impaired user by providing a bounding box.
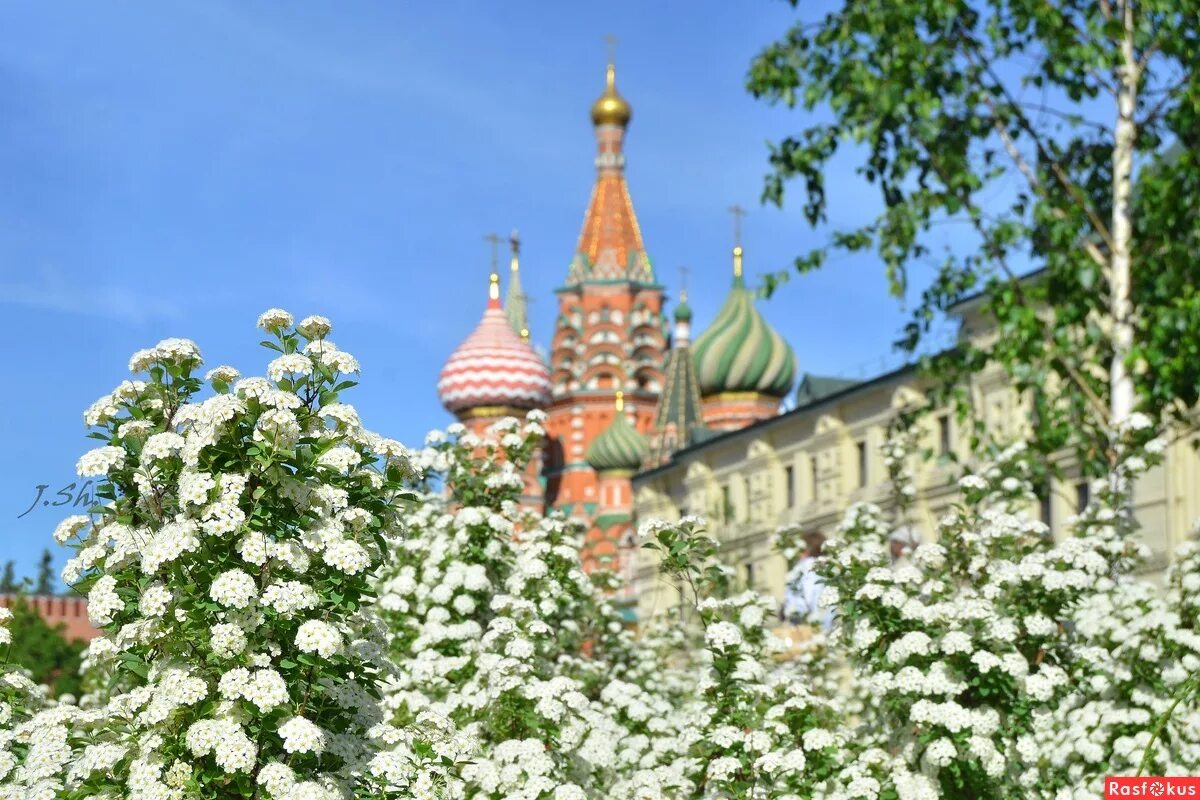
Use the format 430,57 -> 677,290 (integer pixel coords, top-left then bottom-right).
544,59 -> 666,549
692,241 -> 797,431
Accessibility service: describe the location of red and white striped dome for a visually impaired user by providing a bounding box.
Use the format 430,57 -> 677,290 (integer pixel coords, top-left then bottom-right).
437,276 -> 551,416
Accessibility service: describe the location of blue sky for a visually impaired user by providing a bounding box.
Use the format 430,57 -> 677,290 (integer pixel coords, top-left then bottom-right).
0,1 -> 950,581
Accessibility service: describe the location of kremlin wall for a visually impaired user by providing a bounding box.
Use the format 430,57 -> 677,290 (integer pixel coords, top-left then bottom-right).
435,60 -> 1200,623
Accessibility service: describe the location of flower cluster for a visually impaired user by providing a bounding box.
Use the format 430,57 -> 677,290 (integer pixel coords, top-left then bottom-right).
6,309 -> 1198,800
1,311 -> 431,799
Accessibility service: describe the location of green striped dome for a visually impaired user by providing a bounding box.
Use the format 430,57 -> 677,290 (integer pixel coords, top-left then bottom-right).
693,270 -> 797,398
586,408 -> 648,473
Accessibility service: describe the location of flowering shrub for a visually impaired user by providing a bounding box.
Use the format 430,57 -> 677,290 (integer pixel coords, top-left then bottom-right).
643,519 -> 847,799
813,422 -> 1171,799
376,420 -> 679,800
4,310 -> 1197,800
2,311 -> 445,799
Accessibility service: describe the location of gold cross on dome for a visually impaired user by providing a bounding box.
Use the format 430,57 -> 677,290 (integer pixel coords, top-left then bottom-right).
678,265 -> 690,301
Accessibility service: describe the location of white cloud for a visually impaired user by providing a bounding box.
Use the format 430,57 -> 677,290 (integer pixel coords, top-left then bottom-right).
0,265 -> 182,324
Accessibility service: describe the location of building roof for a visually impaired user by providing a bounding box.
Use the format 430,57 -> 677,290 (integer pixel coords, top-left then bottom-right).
635,360 -> 917,481
567,172 -> 652,285
795,373 -> 860,405
648,336 -> 708,463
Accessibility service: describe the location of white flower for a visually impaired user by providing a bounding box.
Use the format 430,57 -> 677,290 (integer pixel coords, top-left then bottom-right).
257,308 -> 294,332
209,569 -> 258,609
706,621 -> 743,651
268,354 -> 313,382
926,738 -> 958,767
210,623 -> 248,658
323,538 -> 371,574
53,514 -> 90,544
87,575 -> 123,626
77,446 -> 126,477
205,365 -> 241,383
296,619 -> 343,658
279,716 -> 325,754
138,583 -> 172,618
297,315 -> 332,339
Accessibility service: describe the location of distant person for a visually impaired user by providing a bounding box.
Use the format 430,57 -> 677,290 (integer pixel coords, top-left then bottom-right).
781,530 -> 832,630
889,525 -> 921,568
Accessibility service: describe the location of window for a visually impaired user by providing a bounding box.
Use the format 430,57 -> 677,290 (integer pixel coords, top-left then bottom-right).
1076,481 -> 1090,512
1038,483 -> 1053,529
744,561 -> 756,588
857,441 -> 869,488
784,465 -> 795,508
721,485 -> 732,523
811,456 -> 820,502
938,414 -> 952,455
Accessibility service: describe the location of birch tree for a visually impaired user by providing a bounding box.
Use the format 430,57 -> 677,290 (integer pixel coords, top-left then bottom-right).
748,0 -> 1200,484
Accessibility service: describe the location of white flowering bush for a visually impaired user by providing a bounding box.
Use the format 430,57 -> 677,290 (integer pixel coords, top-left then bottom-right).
6,304 -> 1198,800
812,419 -> 1171,799
1,310 -> 452,799
376,419 -> 686,800
642,518 -> 847,799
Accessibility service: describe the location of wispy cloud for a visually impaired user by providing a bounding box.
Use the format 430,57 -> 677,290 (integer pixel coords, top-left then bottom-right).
0,266 -> 182,324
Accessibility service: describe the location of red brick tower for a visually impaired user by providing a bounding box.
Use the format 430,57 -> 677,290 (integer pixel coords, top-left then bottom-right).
544,61 -> 666,554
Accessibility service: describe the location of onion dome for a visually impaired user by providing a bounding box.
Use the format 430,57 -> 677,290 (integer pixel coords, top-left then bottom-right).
586,392 -> 648,473
437,271 -> 551,416
591,63 -> 632,128
674,291 -> 693,323
693,246 -> 797,398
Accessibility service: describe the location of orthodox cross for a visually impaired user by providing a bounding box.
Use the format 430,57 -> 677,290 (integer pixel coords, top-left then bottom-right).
678,265 -> 690,302
728,204 -> 746,248
483,232 -> 502,273
604,33 -> 618,66
509,228 -> 520,259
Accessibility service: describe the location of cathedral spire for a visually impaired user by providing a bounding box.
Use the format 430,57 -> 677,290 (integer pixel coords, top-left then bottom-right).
648,283 -> 705,465
565,44 -> 653,286
505,229 -> 530,341
729,204 -> 746,284
484,232 -> 503,309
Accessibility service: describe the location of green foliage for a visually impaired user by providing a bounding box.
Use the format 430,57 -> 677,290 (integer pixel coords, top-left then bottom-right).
748,0 -> 1200,478
34,549 -> 54,596
2,596 -> 84,697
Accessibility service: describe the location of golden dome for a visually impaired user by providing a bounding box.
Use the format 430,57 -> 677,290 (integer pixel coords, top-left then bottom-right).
590,64 -> 632,127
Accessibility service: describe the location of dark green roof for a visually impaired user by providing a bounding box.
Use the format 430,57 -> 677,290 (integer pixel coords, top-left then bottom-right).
795,373 -> 860,405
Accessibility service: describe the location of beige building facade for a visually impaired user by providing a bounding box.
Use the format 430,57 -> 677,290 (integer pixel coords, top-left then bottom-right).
631,351 -> 1200,623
